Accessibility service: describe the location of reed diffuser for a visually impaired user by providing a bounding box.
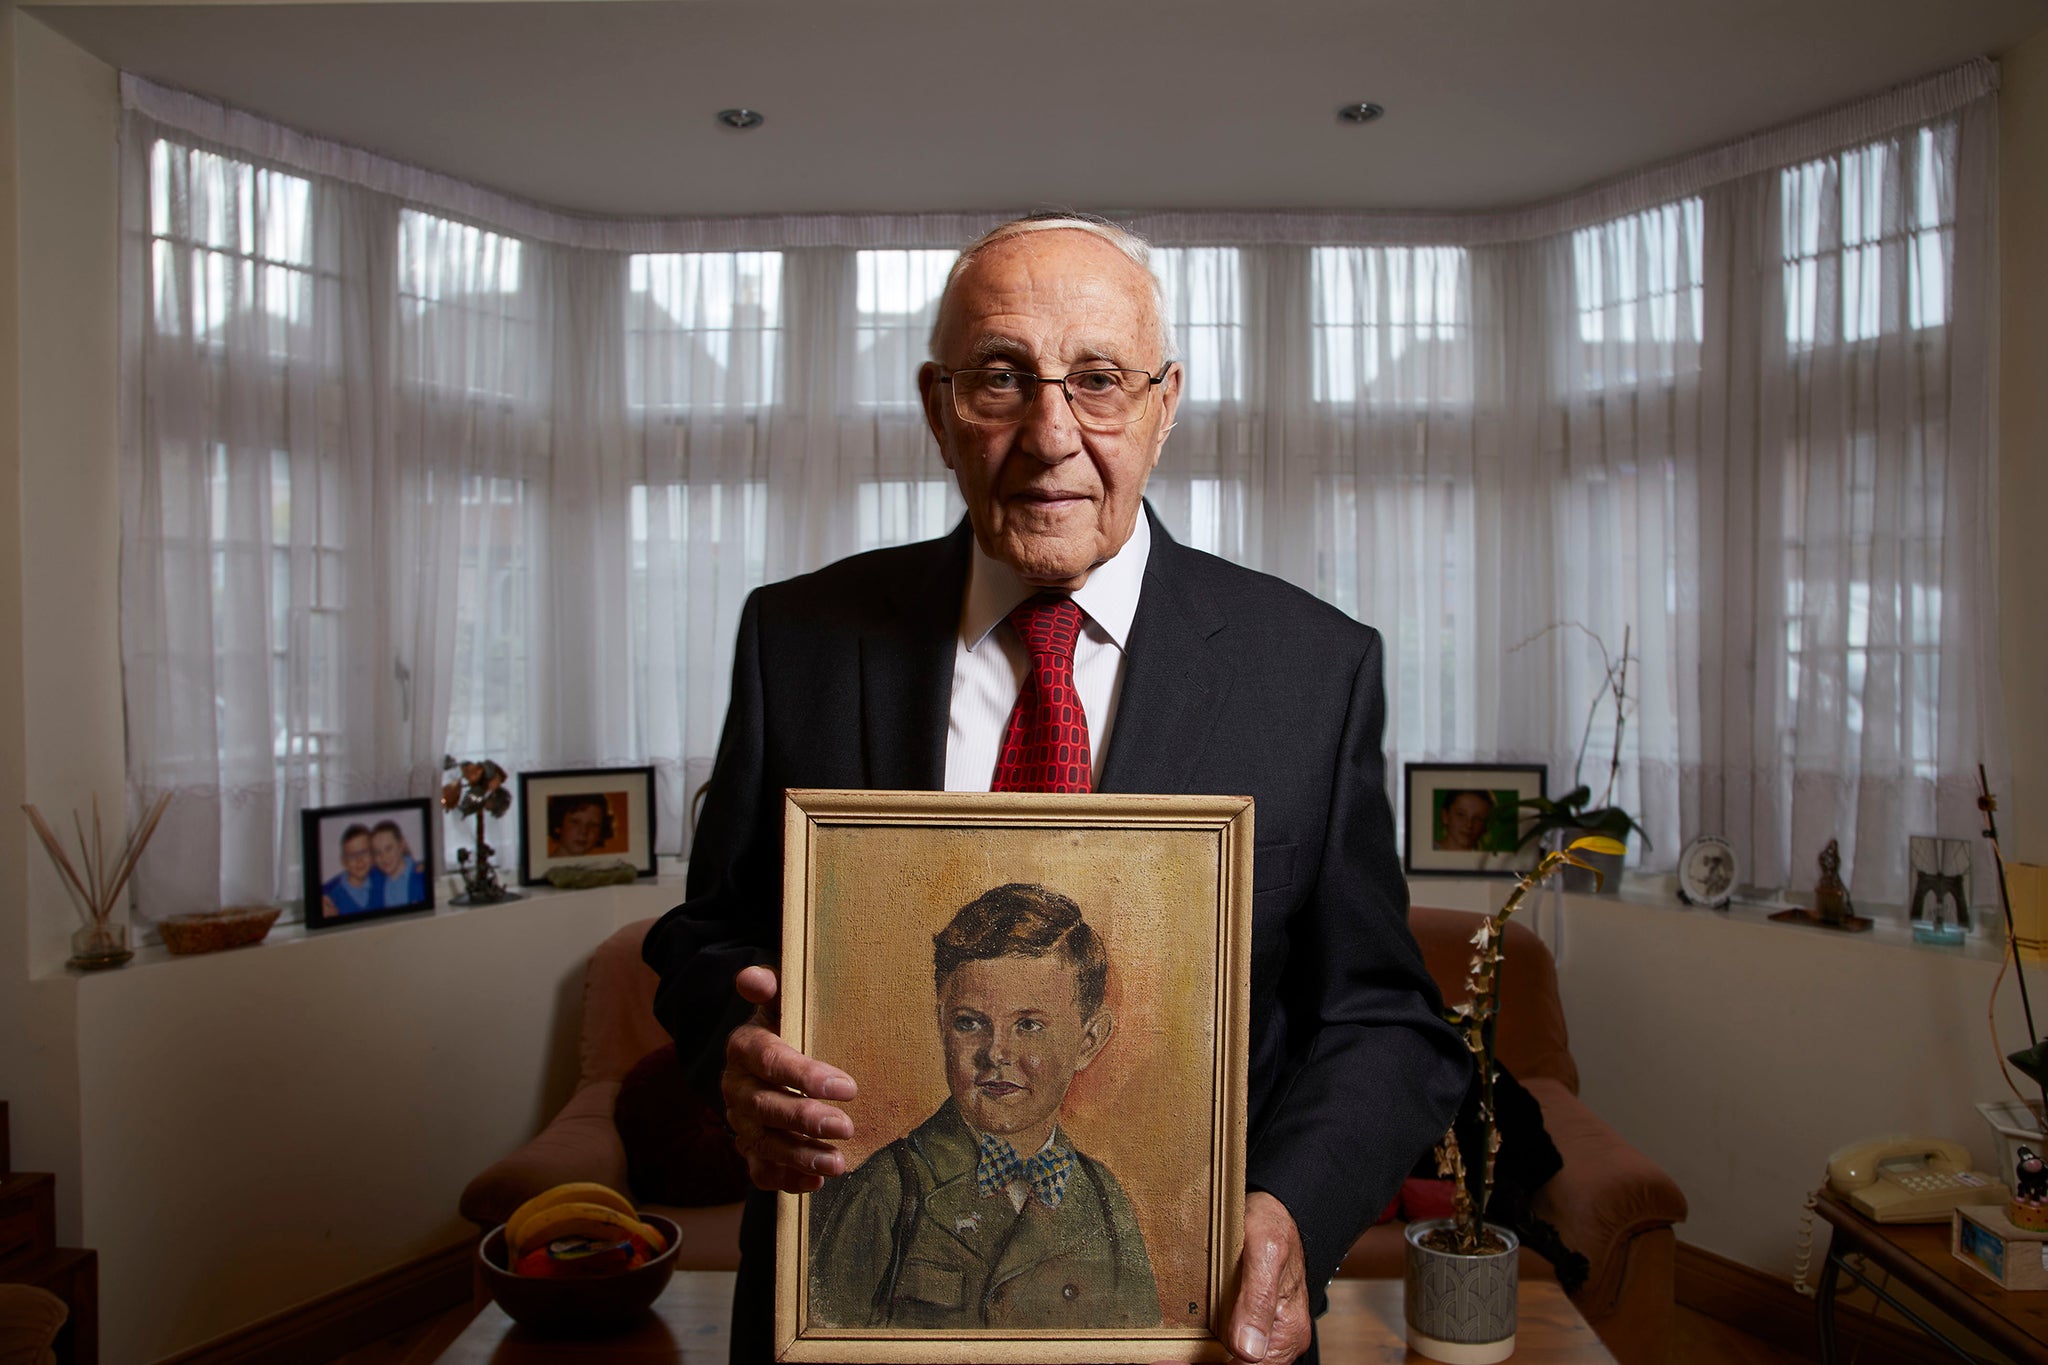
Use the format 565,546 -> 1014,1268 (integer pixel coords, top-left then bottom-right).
22,791 -> 171,969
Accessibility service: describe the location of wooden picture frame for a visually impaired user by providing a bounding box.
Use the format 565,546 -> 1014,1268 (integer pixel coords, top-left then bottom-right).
516,766 -> 657,885
774,789 -> 1253,1364
301,797 -> 437,929
1402,763 -> 1547,877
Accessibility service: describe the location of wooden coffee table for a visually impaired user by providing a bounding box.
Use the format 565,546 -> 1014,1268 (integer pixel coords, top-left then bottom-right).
434,1271 -> 1614,1362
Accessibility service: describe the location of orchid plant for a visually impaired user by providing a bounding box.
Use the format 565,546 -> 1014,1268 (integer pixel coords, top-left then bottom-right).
1427,834 -> 1625,1256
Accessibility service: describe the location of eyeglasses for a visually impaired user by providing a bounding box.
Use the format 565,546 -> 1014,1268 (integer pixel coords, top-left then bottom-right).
938,365 -> 1171,430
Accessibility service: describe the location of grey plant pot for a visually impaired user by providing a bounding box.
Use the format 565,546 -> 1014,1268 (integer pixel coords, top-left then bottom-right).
1403,1218 -> 1519,1363
1557,835 -> 1626,895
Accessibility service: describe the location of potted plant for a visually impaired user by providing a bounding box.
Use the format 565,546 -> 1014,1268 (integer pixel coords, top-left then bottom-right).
1404,835 -> 1623,1364
1514,625 -> 1648,894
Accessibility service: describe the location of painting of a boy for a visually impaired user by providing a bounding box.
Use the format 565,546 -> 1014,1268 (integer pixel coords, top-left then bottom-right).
806,881 -> 1160,1330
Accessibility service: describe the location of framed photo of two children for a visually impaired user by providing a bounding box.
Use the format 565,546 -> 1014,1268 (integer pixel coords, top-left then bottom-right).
774,790 -> 1254,1364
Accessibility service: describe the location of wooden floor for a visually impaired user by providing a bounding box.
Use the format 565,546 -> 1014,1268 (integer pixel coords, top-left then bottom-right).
329,1299 -> 1820,1364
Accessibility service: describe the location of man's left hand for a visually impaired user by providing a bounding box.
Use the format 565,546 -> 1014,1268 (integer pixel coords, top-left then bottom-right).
1222,1191 -> 1312,1364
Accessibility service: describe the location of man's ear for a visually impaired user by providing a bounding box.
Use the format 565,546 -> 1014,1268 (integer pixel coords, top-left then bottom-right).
1073,1009 -> 1113,1073
1150,362 -> 1183,470
918,362 -> 956,469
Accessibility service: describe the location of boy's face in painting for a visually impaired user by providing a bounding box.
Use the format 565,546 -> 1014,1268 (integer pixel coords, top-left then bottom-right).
936,952 -> 1110,1152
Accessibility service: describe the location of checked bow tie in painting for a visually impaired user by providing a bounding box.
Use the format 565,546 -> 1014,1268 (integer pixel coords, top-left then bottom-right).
991,593 -> 1091,794
975,1130 -> 1074,1209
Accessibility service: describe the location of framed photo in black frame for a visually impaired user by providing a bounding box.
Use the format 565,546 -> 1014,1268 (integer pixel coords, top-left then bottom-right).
301,797 -> 437,928
1402,763 -> 1547,876
518,766 -> 657,885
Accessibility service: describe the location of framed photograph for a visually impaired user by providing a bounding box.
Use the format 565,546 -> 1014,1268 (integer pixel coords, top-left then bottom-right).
1909,835 -> 1973,929
774,790 -> 1252,1364
301,798 -> 437,929
1402,763 -> 1547,876
517,766 -> 657,885
1677,834 -> 1738,909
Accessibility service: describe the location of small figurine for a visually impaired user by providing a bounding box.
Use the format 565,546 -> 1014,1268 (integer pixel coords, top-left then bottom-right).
442,755 -> 519,904
2011,1145 -> 2048,1231
1814,839 -> 1853,925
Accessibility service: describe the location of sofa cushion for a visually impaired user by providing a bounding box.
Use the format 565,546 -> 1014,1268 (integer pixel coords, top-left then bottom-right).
615,1043 -> 752,1207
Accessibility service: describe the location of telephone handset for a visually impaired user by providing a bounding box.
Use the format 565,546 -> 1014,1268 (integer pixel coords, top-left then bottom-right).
1825,1134 -> 2008,1223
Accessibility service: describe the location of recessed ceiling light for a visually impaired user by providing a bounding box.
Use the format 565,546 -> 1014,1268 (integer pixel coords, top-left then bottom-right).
1337,102 -> 1385,125
717,108 -> 765,132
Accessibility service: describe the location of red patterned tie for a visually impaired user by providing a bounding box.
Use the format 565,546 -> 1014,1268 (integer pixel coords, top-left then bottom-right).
991,594 -> 1091,794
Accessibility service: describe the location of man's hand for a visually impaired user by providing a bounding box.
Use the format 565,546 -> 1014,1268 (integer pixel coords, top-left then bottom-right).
1223,1192 -> 1312,1364
721,964 -> 858,1193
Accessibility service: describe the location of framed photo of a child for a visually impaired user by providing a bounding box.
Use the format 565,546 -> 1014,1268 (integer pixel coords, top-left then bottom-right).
1401,762 -> 1547,876
774,790 -> 1253,1364
515,766 -> 657,885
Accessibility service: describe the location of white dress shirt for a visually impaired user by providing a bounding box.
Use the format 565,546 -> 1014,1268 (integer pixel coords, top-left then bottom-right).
943,514 -> 1151,792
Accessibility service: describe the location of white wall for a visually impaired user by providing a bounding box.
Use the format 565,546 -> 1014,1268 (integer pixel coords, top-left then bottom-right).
73,881 -> 677,1362
4,7 -> 2047,1362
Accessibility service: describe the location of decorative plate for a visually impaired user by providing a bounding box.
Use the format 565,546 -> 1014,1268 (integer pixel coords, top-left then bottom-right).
1676,834 -> 1738,909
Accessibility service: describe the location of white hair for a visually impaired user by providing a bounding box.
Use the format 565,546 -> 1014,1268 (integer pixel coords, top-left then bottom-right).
928,212 -> 1178,364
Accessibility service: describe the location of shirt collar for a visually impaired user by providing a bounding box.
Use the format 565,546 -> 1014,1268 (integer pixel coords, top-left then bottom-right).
960,511 -> 1151,652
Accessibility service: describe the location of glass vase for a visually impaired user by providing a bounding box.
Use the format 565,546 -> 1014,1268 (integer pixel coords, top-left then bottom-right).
68,920 -> 134,970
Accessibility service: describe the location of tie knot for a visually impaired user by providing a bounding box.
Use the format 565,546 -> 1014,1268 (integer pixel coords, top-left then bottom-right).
1008,593 -> 1083,661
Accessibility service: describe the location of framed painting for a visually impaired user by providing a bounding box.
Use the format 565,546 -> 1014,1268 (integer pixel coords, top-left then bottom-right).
1402,763 -> 1547,876
301,797 -> 436,929
774,790 -> 1253,1364
516,766 -> 657,885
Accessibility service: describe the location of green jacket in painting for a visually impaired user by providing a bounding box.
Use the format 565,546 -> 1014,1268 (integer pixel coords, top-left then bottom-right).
806,1100 -> 1161,1331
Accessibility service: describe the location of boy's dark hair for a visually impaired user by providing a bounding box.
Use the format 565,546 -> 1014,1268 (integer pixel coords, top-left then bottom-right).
339,822 -> 371,847
932,882 -> 1108,1019
547,792 -> 615,843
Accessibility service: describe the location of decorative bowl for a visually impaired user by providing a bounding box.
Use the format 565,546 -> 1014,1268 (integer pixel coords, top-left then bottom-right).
158,905 -> 281,955
478,1212 -> 679,1334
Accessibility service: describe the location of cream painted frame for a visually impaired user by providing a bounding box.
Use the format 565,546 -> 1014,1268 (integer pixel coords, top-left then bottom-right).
774,789 -> 1253,1364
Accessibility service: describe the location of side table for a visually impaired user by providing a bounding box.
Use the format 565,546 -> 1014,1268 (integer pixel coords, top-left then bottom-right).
1812,1187 -> 2048,1363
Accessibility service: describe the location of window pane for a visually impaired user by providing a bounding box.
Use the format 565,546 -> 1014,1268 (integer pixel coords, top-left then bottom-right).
854,249 -> 955,405
628,252 -> 784,408
398,210 -> 535,399
1152,248 -> 1244,403
1311,246 -> 1469,404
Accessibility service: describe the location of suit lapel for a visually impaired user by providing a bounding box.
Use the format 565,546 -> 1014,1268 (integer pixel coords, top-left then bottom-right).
861,523 -> 971,790
1099,514 -> 1227,795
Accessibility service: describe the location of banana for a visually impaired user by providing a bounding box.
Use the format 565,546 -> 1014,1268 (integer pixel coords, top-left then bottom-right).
505,1182 -> 638,1253
512,1201 -> 668,1259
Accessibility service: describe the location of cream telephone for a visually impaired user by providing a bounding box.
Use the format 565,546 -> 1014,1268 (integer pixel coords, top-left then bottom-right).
1825,1134 -> 2008,1223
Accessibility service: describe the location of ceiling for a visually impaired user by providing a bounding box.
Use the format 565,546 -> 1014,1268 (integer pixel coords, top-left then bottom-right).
28,0 -> 2048,219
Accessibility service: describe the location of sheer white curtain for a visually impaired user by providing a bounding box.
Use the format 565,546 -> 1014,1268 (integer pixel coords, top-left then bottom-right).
119,62 -> 2002,916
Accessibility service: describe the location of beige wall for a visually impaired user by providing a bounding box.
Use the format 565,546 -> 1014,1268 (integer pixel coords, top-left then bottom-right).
2001,26 -> 2048,863
5,9 -> 2048,1361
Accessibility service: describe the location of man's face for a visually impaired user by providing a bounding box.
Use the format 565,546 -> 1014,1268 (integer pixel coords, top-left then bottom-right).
936,952 -> 1109,1147
559,804 -> 604,856
341,834 -> 372,884
370,829 -> 408,878
1443,794 -> 1493,849
919,230 -> 1181,590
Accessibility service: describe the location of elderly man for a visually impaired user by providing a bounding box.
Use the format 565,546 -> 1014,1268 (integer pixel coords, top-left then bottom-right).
644,214 -> 1468,1365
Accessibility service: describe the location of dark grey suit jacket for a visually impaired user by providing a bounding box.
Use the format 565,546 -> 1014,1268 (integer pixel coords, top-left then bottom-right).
644,508 -> 1468,1356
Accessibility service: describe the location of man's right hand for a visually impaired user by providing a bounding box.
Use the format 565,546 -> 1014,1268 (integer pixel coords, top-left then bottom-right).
722,964 -> 858,1193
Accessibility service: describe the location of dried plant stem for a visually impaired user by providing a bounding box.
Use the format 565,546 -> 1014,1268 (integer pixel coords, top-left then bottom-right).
22,792 -> 173,929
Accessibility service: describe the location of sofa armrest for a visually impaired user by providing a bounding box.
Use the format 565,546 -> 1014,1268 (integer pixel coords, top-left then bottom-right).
1522,1076 -> 1687,1319
459,1080 -> 631,1229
